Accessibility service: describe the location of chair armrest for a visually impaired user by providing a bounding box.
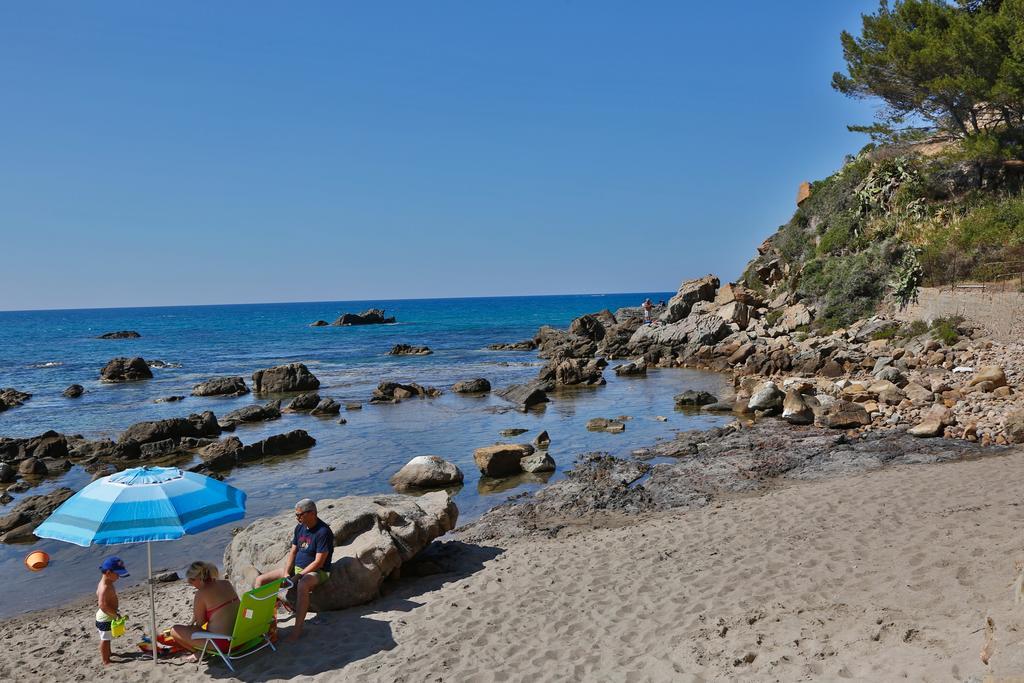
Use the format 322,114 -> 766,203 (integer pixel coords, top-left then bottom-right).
192,631 -> 231,640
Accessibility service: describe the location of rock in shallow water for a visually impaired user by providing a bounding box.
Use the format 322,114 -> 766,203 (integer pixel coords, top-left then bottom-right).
252,363 -> 319,394
223,492 -> 457,611
99,357 -> 152,382
389,456 -> 464,490
62,384 -> 84,398
192,376 -> 249,397
473,444 -> 535,477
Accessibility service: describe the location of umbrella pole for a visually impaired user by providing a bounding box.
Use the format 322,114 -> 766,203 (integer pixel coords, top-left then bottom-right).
148,541 -> 158,664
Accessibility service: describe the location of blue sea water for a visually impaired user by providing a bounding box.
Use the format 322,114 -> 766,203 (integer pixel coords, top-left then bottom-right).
0,293 -> 731,616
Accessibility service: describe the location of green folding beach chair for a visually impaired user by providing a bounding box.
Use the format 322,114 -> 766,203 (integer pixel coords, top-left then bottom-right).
192,577 -> 290,673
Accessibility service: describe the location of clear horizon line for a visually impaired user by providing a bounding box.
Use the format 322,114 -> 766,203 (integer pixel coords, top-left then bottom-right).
0,288 -> 681,315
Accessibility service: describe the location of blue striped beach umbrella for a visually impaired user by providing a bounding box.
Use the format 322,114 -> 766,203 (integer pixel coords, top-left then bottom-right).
34,466 -> 247,664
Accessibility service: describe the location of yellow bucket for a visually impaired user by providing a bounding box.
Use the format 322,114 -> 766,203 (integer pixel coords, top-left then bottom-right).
111,616 -> 127,638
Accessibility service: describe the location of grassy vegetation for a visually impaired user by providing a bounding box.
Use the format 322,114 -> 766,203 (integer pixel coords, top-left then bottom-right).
930,316 -> 963,345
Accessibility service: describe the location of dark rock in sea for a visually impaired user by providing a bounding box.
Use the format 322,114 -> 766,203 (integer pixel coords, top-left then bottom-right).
285,392 -> 321,412
533,430 -> 551,449
0,463 -> 14,484
345,402 -> 363,411
194,429 -> 316,472
499,428 -> 529,437
62,384 -> 85,398
261,429 -> 316,456
587,418 -> 625,433
98,330 -> 141,339
100,357 -> 153,382
487,340 -> 538,351
387,344 -> 432,356
674,390 -> 718,408
179,436 -> 218,449
520,451 -> 556,473
371,382 -> 442,403
18,458 -> 47,476
147,359 -> 182,369
118,411 -> 222,446
252,363 -> 320,394
538,357 -> 607,387
220,401 -> 282,429
452,378 -> 491,394
154,395 -> 186,403
0,388 -> 32,412
192,376 -> 249,397
311,398 -> 341,416
331,308 -> 396,326
309,320 -> 330,327
613,361 -> 647,376
495,383 -> 549,412
0,487 -> 75,544
535,327 -> 597,360
568,313 -> 608,342
139,438 -> 183,459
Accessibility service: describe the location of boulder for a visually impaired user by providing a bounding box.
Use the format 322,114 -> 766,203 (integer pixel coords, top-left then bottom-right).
674,390 -> 717,408
252,363 -> 320,394
0,463 -> 14,483
260,430 -> 316,456
495,383 -> 549,411
748,381 -> 784,412
285,392 -> 321,412
533,430 -> 551,449
371,382 -> 441,403
309,320 -> 330,327
499,428 -> 528,437
569,314 -> 607,342
716,301 -> 750,329
223,492 -> 457,611
815,401 -> 871,429
534,327 -> 597,360
452,378 -> 491,394
197,437 -> 245,471
908,405 -> 956,438
1005,408 -> 1024,444
18,458 -> 47,476
155,395 -> 185,403
0,388 -> 32,412
311,398 -> 341,416
778,303 -> 812,332
389,456 -> 464,490
99,357 -> 152,382
220,402 -> 281,429
119,411 -> 222,445
586,418 -> 625,433
62,384 -> 85,398
714,283 -> 765,308
139,438 -> 181,458
629,314 -> 730,350
660,274 -> 720,323
191,376 -> 249,397
538,357 -> 606,387
331,309 -> 396,326
903,382 -> 934,404
612,360 -> 647,376
781,389 -> 814,425
473,444 -> 535,477
387,344 -> 432,356
0,487 -> 75,543
97,330 -> 141,339
520,451 -> 556,473
968,366 -> 1008,389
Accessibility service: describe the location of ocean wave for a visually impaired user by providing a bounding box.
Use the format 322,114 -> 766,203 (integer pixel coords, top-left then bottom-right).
29,361 -> 63,368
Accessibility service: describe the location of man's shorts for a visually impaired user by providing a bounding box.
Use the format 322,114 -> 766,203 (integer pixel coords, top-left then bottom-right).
293,566 -> 329,585
96,620 -> 112,641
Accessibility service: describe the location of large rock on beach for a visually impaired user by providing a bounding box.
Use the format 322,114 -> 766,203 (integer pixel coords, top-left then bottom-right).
968,365 -> 1008,389
224,492 -> 457,611
474,444 -> 535,477
452,378 -> 491,393
389,456 -> 464,491
97,330 -> 140,339
387,344 -> 432,356
191,376 -> 249,397
816,401 -> 871,429
748,381 -> 784,412
781,389 -> 814,425
100,357 -> 153,382
660,274 -> 720,323
252,363 -> 319,394
0,487 -> 75,543
332,309 -> 396,326
495,383 -> 549,411
1005,408 -> 1024,444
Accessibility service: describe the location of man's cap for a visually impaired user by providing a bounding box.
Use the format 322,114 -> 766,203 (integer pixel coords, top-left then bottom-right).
295,498 -> 316,513
99,556 -> 129,577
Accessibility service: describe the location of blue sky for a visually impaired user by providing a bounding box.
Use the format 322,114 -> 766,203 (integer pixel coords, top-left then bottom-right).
0,1 -> 878,311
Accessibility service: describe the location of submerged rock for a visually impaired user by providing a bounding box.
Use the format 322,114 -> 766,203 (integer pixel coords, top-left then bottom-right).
587,418 -> 626,433
224,492 -> 457,611
452,378 -> 492,394
97,330 -> 140,339
487,340 -> 537,351
62,384 -> 85,398
387,344 -> 432,356
220,401 -> 281,428
0,388 -> 32,412
371,382 -> 442,403
495,383 -> 549,411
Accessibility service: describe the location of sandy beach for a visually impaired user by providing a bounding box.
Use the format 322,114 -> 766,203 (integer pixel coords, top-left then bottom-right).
2,447 -> 1023,682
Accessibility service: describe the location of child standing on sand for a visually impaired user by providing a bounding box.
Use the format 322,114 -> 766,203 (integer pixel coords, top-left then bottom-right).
95,556 -> 128,665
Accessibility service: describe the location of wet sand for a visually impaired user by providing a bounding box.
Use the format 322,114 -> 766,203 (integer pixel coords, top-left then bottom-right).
3,447 -> 1023,681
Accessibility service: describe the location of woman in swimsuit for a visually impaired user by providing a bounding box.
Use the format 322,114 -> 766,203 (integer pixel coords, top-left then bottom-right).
170,561 -> 240,660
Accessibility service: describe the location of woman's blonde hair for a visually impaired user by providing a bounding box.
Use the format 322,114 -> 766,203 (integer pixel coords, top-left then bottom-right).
185,561 -> 220,583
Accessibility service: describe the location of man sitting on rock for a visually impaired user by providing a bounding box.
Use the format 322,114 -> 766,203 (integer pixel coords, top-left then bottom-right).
255,498 -> 334,641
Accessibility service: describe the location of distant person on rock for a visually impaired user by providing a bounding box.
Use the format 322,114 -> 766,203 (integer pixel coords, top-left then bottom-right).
642,298 -> 654,324
254,498 -> 334,641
